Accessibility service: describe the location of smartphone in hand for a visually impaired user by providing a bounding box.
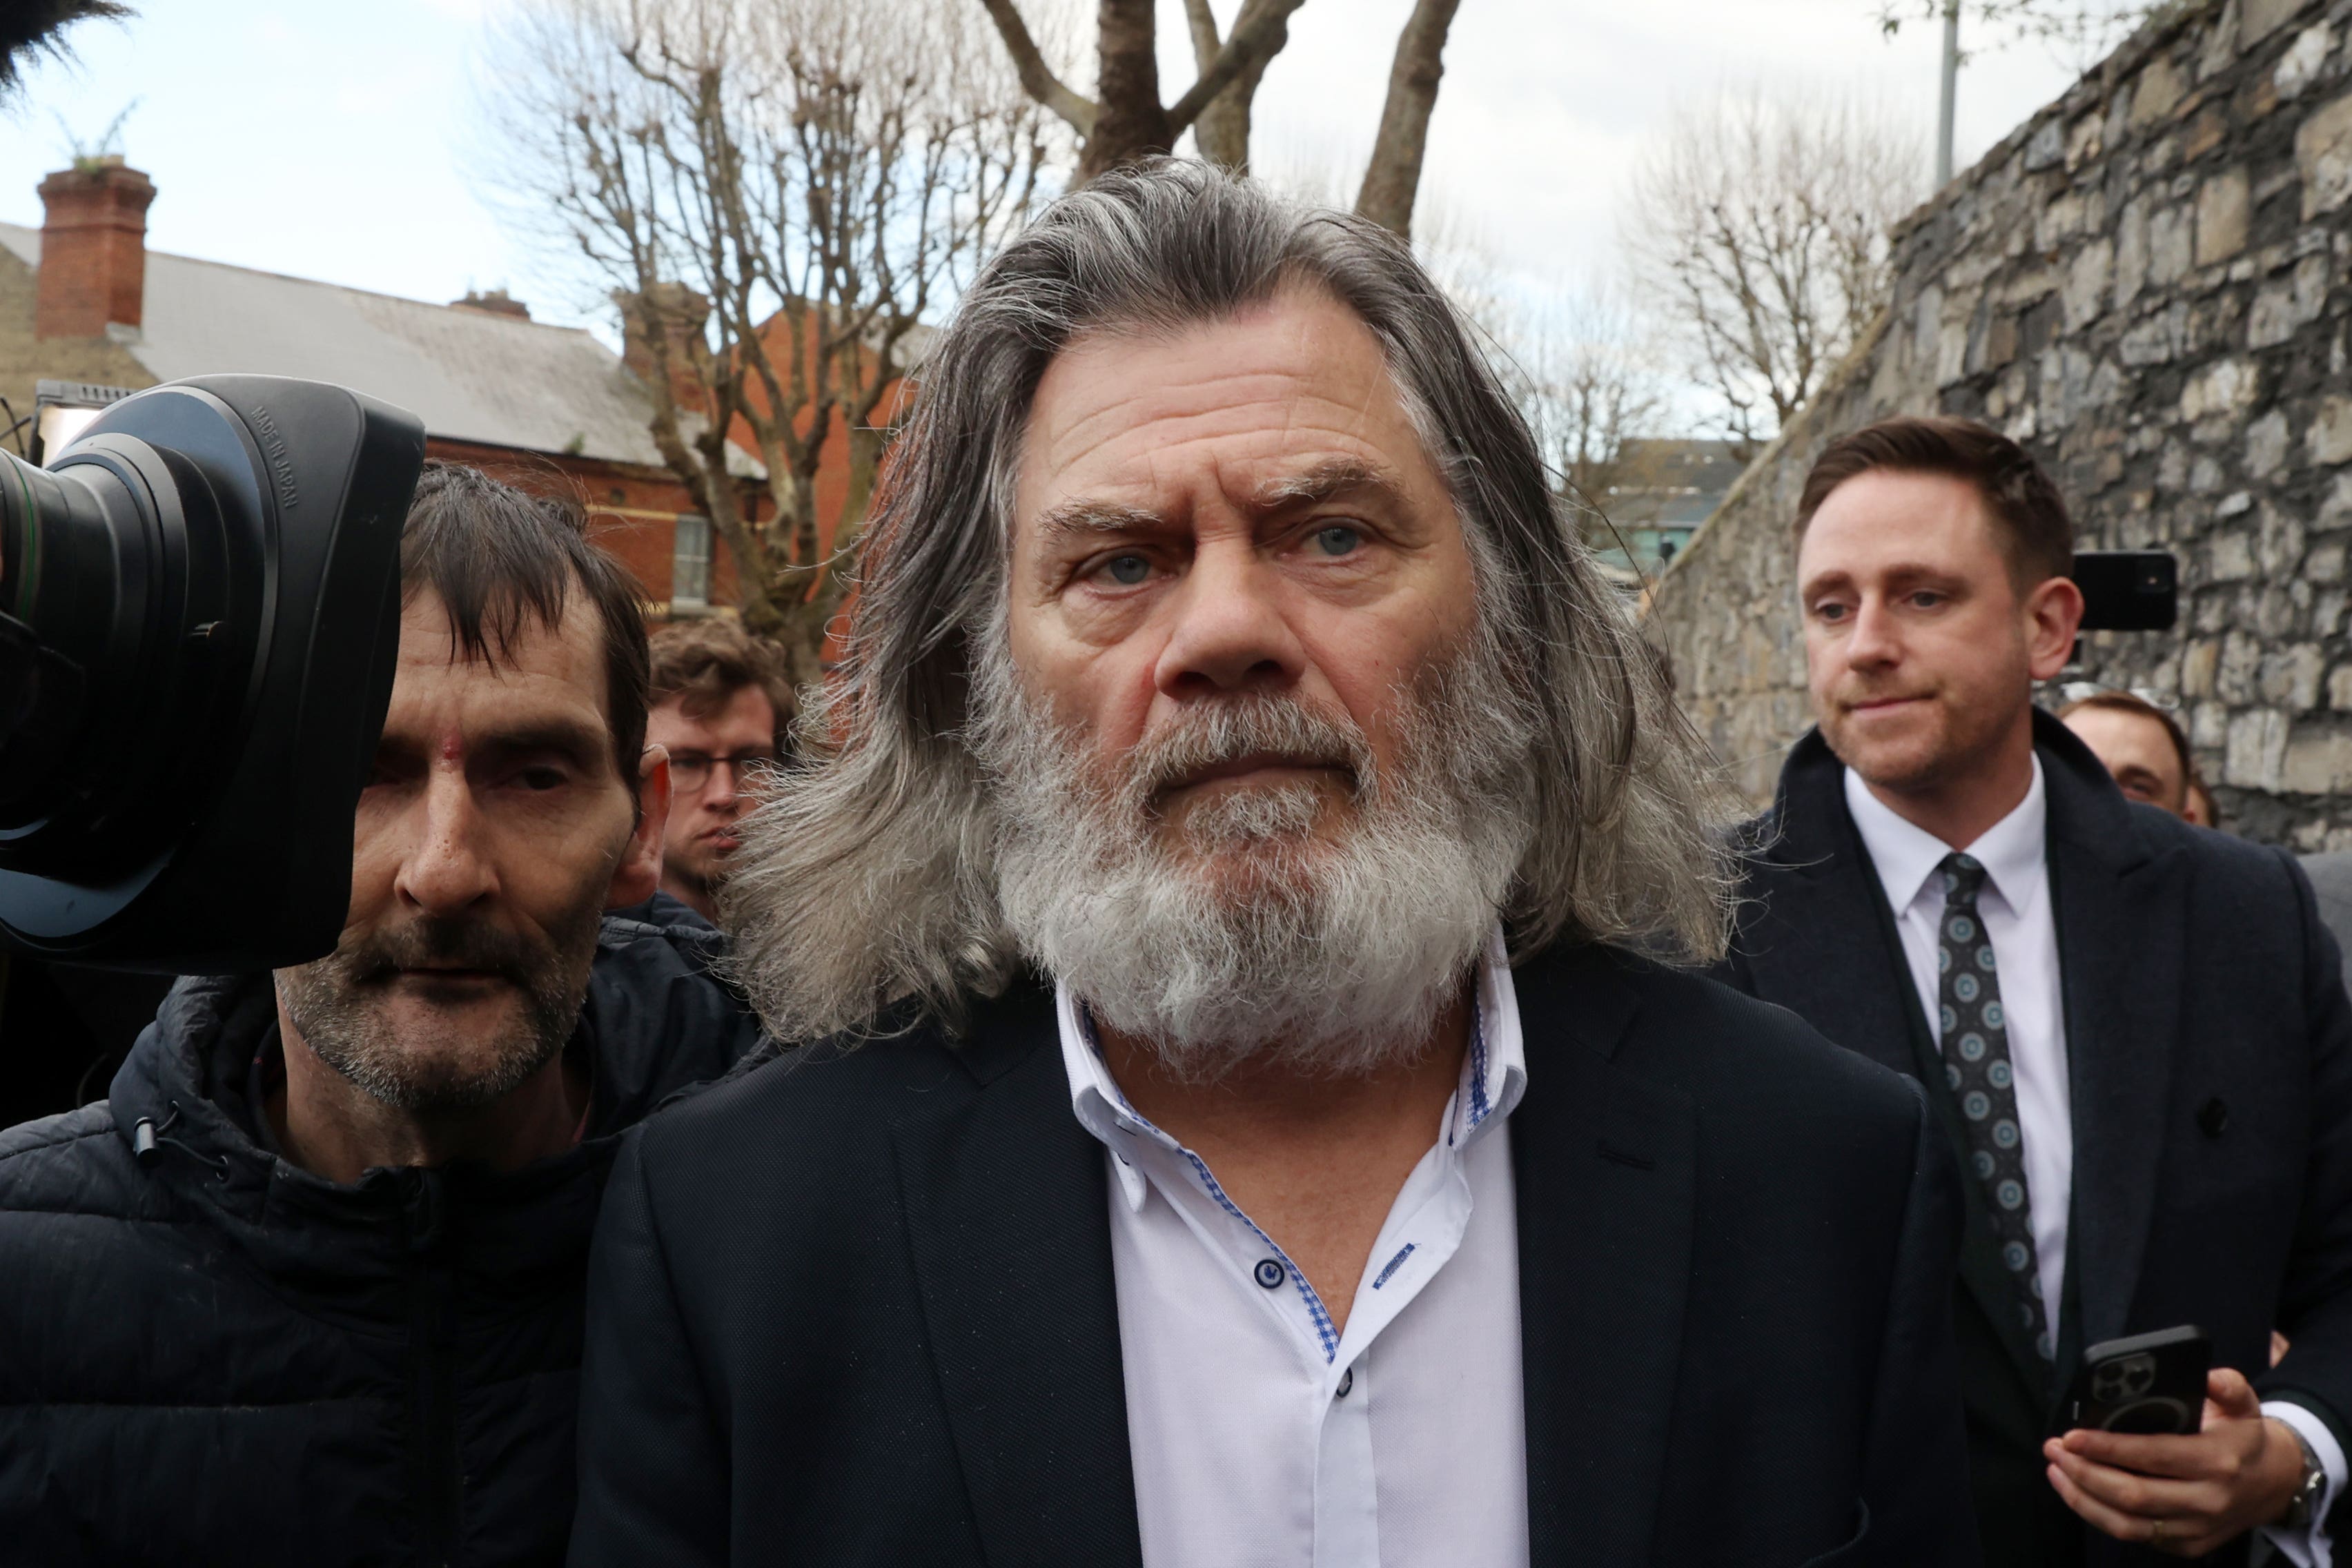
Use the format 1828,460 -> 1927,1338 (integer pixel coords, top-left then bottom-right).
2059,1326 -> 2211,1436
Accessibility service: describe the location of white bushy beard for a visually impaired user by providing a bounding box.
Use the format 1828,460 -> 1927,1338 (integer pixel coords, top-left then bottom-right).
968,629 -> 1536,1084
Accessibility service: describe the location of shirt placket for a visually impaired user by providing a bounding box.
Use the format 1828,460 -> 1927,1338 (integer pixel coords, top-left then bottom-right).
1116,1124 -> 1344,1366
1073,988 -> 1510,1568
1137,1054 -> 1493,1568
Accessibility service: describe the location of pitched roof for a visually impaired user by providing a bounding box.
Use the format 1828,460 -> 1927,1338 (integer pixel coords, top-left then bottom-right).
0,224 -> 752,474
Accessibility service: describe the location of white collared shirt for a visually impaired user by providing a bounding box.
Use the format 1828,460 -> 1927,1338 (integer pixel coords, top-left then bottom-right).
1845,762 -> 2343,1564
1059,928 -> 1530,1568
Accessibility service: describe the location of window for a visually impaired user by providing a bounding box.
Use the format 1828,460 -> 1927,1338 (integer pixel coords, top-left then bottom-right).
672,515 -> 712,610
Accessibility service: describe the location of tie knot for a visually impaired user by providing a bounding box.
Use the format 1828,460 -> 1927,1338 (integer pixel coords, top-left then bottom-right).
1940,852 -> 1988,903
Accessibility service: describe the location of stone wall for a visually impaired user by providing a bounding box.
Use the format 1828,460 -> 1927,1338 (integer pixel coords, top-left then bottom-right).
1648,0 -> 2352,845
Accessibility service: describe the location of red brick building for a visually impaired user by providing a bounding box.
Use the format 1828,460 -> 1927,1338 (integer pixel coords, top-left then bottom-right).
0,158 -> 762,616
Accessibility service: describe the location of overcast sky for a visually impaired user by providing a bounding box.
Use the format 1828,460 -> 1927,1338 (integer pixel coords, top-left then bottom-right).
0,0 -> 2130,340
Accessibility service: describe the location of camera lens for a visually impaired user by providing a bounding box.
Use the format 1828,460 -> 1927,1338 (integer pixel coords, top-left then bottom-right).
0,431 -> 251,868
0,376 -> 424,970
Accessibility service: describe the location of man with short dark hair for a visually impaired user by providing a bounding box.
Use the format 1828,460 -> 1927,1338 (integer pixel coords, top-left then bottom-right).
572,161 -> 1977,1567
643,618 -> 791,921
0,463 -> 761,1565
2059,689 -> 2201,822
1716,415 -> 2352,1565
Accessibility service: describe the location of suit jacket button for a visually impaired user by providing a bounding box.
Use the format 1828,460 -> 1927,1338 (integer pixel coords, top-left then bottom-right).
2199,1097 -> 2229,1137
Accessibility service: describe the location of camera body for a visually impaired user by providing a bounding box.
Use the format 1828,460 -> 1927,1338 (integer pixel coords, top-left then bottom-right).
0,375 -> 424,970
2074,550 -> 2178,633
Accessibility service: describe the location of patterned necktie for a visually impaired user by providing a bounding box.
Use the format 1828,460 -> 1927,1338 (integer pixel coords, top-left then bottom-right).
1937,852 -> 2052,1362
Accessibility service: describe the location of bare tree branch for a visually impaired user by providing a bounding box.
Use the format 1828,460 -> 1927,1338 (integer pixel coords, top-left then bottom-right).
1505,284 -> 1673,532
1622,87 -> 1922,453
981,0 -> 1317,182
1181,0 -> 1233,164
1164,0 -> 1309,136
1354,0 -> 1462,238
976,0 -> 1096,137
1181,0 -> 1291,172
484,0 -> 1054,681
1878,0 -> 2168,52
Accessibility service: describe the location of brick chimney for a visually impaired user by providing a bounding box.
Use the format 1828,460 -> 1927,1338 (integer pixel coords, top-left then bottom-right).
453,287 -> 530,320
616,282 -> 711,414
36,156 -> 155,340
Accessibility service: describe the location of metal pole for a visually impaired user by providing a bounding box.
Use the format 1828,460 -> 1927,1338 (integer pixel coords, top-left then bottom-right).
1937,0 -> 1959,186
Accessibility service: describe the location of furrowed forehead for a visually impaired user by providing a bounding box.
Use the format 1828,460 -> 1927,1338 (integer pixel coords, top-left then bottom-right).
392,587 -> 612,744
1027,457 -> 1415,548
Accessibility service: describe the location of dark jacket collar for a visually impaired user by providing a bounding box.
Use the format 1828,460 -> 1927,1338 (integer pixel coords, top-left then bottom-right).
103,900 -> 754,1296
105,972 -> 614,1294
1507,943 -> 1694,1565
1766,707 -> 2151,879
888,977 -> 1146,1568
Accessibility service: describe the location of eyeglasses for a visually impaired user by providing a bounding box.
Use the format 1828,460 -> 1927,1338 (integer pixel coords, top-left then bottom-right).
667,748 -> 779,794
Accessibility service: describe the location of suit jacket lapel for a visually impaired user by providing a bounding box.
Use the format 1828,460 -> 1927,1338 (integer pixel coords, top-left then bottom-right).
892,985 -> 1145,1568
1741,732 -> 1930,1083
2039,714 -> 2184,1351
1511,946 -> 1696,1568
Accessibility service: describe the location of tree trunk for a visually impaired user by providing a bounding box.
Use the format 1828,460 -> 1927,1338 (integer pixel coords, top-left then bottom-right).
1354,0 -> 1463,239
1184,0 -> 1287,173
1078,0 -> 1171,180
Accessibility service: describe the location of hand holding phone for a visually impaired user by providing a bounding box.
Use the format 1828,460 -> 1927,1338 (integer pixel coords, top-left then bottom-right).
2045,1336 -> 2312,1556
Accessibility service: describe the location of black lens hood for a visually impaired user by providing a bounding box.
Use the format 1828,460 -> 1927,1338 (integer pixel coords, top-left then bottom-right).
0,375 -> 424,970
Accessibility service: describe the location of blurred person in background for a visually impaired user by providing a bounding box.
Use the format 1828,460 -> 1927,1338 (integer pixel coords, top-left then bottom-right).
2057,689 -> 2202,824
2306,847 -> 2352,1001
0,466 -> 761,1566
2189,777 -> 2222,831
641,619 -> 792,923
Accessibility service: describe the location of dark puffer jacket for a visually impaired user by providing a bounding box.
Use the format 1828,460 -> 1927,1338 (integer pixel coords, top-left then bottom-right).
0,894 -> 761,1567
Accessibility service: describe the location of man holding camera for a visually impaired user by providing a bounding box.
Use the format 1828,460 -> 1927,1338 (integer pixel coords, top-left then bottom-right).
1716,416 -> 2352,1564
0,464 -> 759,1565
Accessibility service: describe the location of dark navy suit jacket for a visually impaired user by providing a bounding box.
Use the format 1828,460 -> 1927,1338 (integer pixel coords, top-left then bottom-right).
571,942 -> 1979,1567
1714,712 -> 2352,1567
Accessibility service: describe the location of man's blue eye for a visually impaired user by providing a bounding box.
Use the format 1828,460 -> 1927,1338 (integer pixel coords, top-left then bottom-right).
1105,554 -> 1150,585
1313,526 -> 1361,557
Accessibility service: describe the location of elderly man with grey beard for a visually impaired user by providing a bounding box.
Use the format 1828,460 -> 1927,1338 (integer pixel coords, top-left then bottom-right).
570,161 -> 1979,1568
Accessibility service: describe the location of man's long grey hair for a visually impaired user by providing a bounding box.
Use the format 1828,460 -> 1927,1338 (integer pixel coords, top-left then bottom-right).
721,159 -> 1736,1044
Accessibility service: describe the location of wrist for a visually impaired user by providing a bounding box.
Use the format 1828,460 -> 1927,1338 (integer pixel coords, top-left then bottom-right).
2266,1417 -> 2325,1528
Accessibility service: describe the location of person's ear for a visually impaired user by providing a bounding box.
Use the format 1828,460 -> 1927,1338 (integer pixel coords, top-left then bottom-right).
606,745 -> 672,910
2023,574 -> 2085,683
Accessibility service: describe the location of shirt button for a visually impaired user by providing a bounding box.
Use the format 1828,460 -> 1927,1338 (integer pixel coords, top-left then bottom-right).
1336,1367 -> 1355,1398
1254,1258 -> 1285,1289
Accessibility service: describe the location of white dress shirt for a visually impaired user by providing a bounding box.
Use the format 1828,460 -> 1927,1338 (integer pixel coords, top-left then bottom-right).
1059,928 -> 1530,1568
1846,761 -> 2343,1564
